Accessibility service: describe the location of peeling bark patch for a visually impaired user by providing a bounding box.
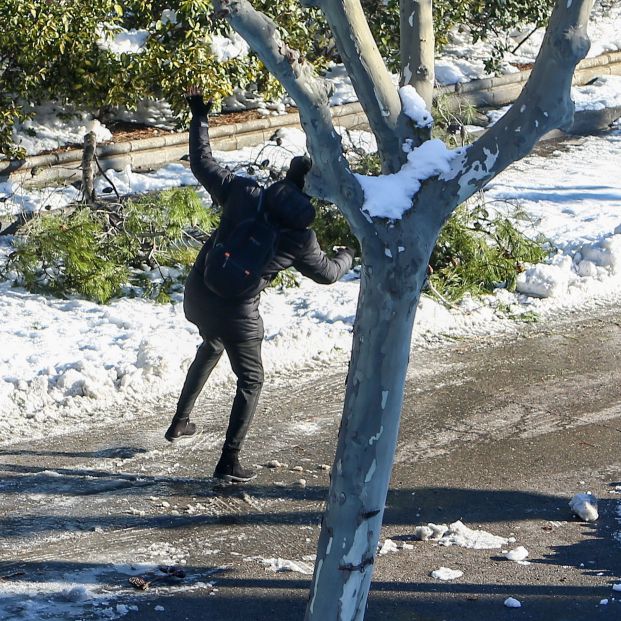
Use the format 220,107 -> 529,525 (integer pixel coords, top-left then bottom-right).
363,509 -> 381,519
453,145 -> 499,203
341,522 -> 371,567
403,63 -> 413,84
369,426 -> 383,445
338,556 -> 374,572
365,459 -> 377,483
309,558 -> 324,614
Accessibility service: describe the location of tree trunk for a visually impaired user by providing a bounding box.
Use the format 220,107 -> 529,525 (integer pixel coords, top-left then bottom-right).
305,257 -> 421,620
400,0 -> 434,109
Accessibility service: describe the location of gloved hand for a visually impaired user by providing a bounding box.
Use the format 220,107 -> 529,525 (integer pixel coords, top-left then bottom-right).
334,246 -> 356,260
185,93 -> 213,117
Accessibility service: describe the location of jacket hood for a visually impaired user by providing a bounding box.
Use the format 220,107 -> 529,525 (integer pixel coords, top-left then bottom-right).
285,155 -> 312,190
263,180 -> 315,229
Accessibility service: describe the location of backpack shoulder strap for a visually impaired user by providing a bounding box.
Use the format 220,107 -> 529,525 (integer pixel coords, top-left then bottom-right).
256,189 -> 265,214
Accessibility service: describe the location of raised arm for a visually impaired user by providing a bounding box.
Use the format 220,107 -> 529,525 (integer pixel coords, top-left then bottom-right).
186,90 -> 236,207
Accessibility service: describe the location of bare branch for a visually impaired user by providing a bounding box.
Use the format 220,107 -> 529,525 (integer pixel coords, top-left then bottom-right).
400,0 -> 434,109
436,0 -> 594,212
314,0 -> 417,172
213,0 -> 368,234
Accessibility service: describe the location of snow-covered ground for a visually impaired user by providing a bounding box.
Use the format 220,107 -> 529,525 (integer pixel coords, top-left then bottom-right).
0,3 -> 620,445
1,8 -> 620,621
1,119 -> 621,445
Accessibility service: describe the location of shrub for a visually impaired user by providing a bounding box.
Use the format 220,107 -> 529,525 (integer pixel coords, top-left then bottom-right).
1,1 -> 555,158
4,187 -> 216,303
0,0 -> 333,157
428,197 -> 551,301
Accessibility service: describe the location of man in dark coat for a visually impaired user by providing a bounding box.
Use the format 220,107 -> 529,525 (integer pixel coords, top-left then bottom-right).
165,90 -> 354,483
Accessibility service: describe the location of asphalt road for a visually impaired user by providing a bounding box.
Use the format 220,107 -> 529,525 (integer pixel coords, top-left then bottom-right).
1,308 -> 620,621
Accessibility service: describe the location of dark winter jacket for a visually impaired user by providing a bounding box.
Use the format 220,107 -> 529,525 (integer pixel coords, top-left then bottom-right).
183,111 -> 354,342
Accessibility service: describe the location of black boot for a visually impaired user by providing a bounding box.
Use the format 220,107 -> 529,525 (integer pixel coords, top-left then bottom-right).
165,417 -> 197,443
213,450 -> 256,483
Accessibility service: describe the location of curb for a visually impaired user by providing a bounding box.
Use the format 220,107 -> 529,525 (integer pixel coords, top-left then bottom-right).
1,52 -> 620,188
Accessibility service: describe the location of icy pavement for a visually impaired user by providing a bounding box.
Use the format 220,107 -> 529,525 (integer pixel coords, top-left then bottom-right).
2,309 -> 621,621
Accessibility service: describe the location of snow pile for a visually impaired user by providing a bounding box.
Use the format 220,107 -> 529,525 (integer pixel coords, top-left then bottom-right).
504,597 -> 522,608
12,104 -> 112,157
517,255 -> 574,298
504,546 -> 529,562
211,32 -> 250,62
378,539 -> 399,555
105,98 -> 179,129
414,520 -> 511,549
573,76 -> 621,112
569,492 -> 599,521
96,26 -> 149,56
399,85 -> 433,128
260,558 -> 314,574
431,567 -> 463,580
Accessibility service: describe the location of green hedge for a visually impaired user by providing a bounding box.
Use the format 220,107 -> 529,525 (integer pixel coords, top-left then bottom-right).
1,1 -> 553,158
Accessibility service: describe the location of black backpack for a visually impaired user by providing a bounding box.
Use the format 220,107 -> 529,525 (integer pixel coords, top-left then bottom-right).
203,191 -> 279,299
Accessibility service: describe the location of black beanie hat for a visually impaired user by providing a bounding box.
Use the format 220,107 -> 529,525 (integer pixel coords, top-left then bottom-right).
285,155 -> 312,190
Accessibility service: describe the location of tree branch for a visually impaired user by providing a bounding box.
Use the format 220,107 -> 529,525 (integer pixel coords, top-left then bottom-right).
438,0 -> 594,211
212,0 -> 368,235
309,0 -> 416,172
400,0 -> 434,109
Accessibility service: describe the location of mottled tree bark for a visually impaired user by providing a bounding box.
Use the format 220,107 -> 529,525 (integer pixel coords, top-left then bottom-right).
212,1 -> 594,619
81,131 -> 96,204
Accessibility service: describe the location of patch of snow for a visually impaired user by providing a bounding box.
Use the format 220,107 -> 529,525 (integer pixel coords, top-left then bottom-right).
414,520 -> 510,549
260,558 -> 314,574
569,492 -> 599,521
378,538 -> 399,555
431,567 -> 463,580
504,546 -> 529,562
504,597 -> 522,608
399,85 -> 433,128
211,32 -> 250,62
96,26 -> 149,56
355,139 -> 458,219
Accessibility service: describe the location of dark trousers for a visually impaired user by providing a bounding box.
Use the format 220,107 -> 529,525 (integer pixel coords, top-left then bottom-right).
175,335 -> 264,453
